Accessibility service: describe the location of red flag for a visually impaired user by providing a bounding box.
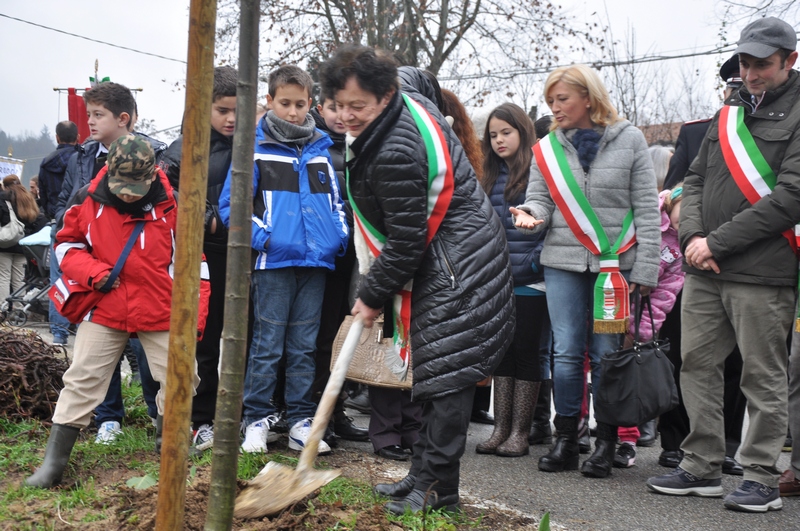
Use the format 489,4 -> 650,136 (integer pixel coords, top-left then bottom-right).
67,88 -> 90,143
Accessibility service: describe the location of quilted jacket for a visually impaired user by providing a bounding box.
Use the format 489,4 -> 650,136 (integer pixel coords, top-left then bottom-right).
347,84 -> 515,402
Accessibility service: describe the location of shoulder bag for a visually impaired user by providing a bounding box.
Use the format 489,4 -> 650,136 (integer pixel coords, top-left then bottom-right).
595,288 -> 679,427
331,314 -> 412,390
0,201 -> 25,248
49,221 -> 145,324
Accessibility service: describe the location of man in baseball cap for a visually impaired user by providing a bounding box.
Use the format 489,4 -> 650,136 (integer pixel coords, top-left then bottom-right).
106,133 -> 157,199
734,17 -> 798,98
648,17 -> 800,513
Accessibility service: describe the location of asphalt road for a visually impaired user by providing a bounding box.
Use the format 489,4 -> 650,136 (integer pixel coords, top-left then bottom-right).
341,411 -> 797,531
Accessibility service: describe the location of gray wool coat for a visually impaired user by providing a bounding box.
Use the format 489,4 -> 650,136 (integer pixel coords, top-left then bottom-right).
516,120 -> 661,287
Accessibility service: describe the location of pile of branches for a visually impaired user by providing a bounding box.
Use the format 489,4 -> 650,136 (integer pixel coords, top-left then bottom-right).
0,326 -> 69,421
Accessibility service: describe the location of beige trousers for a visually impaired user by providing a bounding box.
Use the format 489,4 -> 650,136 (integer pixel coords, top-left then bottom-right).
52,321 -> 199,427
680,274 -> 792,487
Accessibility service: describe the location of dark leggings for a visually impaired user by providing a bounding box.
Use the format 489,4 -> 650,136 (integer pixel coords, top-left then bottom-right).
493,294 -> 548,381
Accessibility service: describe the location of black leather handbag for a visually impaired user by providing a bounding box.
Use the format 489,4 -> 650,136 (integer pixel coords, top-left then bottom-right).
595,290 -> 679,427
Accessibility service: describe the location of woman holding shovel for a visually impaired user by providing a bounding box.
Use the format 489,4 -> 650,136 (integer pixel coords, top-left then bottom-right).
318,45 -> 515,515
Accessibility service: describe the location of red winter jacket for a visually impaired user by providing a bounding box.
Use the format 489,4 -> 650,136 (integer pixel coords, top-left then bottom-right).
55,167 -> 210,335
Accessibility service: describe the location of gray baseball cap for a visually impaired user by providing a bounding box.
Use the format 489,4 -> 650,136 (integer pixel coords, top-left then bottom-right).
735,17 -> 797,58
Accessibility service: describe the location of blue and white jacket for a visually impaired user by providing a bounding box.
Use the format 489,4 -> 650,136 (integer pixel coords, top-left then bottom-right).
219,117 -> 348,271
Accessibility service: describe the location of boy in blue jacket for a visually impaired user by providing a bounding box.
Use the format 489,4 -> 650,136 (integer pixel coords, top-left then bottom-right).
219,65 -> 348,455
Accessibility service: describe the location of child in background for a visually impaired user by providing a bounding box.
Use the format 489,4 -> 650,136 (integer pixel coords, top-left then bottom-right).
475,103 -> 548,457
219,65 -> 348,455
615,184 -> 685,468
160,66 -> 238,453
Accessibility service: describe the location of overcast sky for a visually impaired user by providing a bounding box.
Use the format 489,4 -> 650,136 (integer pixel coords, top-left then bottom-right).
0,0 -> 732,140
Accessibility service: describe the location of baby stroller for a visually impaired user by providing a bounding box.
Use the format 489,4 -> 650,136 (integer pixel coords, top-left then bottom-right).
0,226 -> 52,326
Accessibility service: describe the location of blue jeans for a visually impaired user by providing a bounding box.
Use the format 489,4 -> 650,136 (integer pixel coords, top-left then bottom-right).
95,338 -> 159,424
544,267 -> 624,418
243,267 -> 326,428
48,238 -> 71,341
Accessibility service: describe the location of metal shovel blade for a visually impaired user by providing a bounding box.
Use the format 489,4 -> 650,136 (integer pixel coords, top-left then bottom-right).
233,317 -> 365,519
233,461 -> 341,518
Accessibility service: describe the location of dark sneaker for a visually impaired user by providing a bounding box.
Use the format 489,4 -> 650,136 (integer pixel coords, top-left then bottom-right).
192,424 -> 214,451
724,480 -> 783,512
613,442 -> 636,468
647,467 -> 723,497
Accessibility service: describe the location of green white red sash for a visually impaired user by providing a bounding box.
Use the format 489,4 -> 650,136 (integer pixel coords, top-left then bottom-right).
347,93 -> 455,379
718,105 -> 800,330
533,132 -> 637,333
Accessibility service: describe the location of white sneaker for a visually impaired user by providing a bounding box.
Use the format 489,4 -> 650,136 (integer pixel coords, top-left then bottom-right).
241,419 -> 269,453
288,418 -> 331,455
265,414 -> 281,443
95,421 -> 122,444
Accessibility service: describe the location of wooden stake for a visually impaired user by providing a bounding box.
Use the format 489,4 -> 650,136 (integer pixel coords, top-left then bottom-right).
205,0 -> 259,528
155,0 -> 216,528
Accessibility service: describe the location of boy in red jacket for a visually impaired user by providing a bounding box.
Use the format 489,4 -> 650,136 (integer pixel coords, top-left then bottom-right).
26,134 -> 209,488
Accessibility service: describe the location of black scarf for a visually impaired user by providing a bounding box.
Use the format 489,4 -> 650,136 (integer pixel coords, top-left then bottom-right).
103,176 -> 164,217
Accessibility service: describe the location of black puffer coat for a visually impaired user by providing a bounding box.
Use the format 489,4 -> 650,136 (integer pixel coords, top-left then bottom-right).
160,129 -> 233,254
347,86 -> 515,401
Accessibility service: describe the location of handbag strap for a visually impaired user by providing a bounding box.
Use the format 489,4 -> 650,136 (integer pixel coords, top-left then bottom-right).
631,286 -> 657,343
98,220 -> 145,294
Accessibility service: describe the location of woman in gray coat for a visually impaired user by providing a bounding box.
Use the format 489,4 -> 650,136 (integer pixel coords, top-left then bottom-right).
512,64 -> 660,478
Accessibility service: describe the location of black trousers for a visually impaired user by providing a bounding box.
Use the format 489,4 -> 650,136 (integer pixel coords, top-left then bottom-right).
191,248 -> 226,427
409,385 -> 475,495
368,386 -> 422,452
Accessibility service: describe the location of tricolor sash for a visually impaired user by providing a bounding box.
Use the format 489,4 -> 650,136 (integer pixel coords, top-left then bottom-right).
347,93 -> 455,380
533,132 -> 637,333
718,105 -> 800,330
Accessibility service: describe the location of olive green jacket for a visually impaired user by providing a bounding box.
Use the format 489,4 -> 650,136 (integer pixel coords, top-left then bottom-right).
680,70 -> 800,286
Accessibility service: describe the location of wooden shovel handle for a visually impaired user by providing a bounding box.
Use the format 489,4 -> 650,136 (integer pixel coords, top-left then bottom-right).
296,316 -> 365,473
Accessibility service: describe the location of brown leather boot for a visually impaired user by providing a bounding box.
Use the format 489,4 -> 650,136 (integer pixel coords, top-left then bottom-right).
475,377 -> 514,454
497,380 -> 540,457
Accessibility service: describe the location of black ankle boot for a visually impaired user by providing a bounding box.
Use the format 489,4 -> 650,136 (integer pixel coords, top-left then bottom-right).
529,379 -> 552,445
374,474 -> 416,500
25,424 -> 81,488
538,415 -> 580,472
580,422 -> 616,478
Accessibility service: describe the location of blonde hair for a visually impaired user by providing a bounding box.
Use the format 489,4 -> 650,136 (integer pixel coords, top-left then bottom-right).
544,64 -> 620,129
663,181 -> 683,215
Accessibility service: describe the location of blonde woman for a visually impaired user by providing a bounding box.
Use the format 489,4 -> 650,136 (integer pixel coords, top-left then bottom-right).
511,64 -> 661,478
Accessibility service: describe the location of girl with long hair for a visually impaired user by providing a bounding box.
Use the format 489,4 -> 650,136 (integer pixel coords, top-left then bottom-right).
475,103 -> 548,457
0,175 -> 46,305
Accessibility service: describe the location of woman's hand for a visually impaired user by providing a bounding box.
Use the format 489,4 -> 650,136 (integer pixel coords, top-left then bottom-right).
629,283 -> 652,296
351,297 -> 381,328
509,207 -> 544,229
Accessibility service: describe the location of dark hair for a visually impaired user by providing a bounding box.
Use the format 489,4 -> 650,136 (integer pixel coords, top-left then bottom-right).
267,65 -> 313,98
56,121 -> 78,143
778,48 -> 794,67
319,45 -> 399,101
440,89 -> 483,180
213,66 -> 238,102
83,82 -> 135,122
533,115 -> 553,142
481,103 -> 535,202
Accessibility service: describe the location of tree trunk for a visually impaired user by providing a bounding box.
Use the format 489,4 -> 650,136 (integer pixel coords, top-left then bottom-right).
204,0 -> 258,528
155,0 -> 216,529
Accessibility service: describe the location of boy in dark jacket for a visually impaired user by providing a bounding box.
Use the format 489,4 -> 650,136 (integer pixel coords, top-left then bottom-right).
159,66 -> 237,453
219,65 -> 348,456
51,82 -> 165,443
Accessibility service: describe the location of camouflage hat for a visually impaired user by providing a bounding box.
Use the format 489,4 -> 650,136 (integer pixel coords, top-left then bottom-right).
106,134 -> 156,196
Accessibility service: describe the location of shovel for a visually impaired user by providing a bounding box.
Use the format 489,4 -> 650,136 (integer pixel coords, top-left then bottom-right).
234,316 -> 365,519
